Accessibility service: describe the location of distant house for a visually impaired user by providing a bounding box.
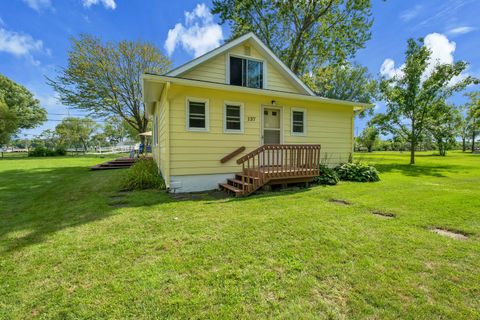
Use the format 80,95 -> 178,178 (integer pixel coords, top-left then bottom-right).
142,32 -> 366,195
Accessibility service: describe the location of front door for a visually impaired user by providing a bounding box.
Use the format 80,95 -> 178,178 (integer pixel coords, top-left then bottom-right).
263,107 -> 281,144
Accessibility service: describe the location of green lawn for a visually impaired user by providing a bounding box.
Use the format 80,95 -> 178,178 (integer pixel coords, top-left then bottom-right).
0,152 -> 479,319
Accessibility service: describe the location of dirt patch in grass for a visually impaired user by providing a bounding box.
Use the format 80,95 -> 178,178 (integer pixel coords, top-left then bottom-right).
372,211 -> 395,218
329,199 -> 351,206
109,201 -> 129,208
431,228 -> 468,240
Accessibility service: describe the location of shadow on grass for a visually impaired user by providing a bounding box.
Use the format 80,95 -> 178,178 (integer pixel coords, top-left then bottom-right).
372,163 -> 464,177
0,165 -> 172,254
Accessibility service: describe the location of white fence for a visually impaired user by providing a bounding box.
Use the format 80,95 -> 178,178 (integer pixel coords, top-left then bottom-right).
88,145 -> 136,154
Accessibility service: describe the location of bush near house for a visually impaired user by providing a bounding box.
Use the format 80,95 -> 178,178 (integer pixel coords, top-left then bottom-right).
313,165 -> 339,185
335,162 -> 380,182
122,158 -> 165,190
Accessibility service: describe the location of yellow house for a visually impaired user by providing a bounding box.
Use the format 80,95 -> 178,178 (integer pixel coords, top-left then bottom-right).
142,32 -> 366,195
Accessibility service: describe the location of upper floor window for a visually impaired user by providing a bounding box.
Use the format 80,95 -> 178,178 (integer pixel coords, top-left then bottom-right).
229,56 -> 263,89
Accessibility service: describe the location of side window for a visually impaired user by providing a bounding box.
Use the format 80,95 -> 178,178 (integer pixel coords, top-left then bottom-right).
224,102 -> 244,133
186,98 -> 209,131
291,108 -> 306,136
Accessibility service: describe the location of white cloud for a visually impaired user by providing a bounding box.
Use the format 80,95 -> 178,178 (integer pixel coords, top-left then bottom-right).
400,5 -> 422,22
380,59 -> 404,79
447,26 -> 475,35
83,0 -> 116,10
0,17 -> 4,26
380,32 -> 469,86
164,3 -> 224,58
22,0 -> 52,11
0,27 -> 45,64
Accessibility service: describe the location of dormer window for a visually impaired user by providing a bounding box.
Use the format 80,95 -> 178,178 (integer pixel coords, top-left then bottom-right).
229,56 -> 263,89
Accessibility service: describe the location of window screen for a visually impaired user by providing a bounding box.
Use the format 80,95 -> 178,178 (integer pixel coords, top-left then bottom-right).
292,110 -> 304,134
188,101 -> 206,129
225,105 -> 241,131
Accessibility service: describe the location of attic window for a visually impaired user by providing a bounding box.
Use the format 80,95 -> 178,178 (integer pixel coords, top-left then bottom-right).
229,56 -> 263,89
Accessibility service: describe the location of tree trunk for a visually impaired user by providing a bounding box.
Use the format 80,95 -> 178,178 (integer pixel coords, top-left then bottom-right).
410,143 -> 415,164
462,137 -> 466,152
367,145 -> 372,152
472,128 -> 476,152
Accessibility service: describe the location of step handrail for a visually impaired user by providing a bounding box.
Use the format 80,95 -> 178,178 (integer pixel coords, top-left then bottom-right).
220,146 -> 246,163
235,144 -> 321,195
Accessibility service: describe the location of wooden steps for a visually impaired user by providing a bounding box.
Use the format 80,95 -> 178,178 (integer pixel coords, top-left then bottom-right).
91,157 -> 137,170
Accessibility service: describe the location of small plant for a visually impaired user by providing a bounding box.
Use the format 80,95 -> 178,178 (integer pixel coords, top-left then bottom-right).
28,146 -> 68,157
122,158 -> 165,190
313,165 -> 339,185
335,162 -> 380,182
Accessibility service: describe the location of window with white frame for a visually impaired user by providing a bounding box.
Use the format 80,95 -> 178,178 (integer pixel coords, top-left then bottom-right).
229,56 -> 264,89
224,102 -> 244,133
186,98 -> 209,131
291,108 -> 306,135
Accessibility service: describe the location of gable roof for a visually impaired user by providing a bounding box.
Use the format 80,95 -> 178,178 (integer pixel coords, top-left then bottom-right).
166,32 -> 315,96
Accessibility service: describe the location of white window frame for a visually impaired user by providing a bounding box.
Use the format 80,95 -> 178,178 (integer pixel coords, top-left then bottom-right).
185,97 -> 209,132
226,53 -> 268,89
223,101 -> 244,134
291,107 -> 307,136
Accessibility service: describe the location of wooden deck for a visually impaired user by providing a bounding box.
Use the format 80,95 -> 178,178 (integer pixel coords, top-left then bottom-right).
219,144 -> 321,196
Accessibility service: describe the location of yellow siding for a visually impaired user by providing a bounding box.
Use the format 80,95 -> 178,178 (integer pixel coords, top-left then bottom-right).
154,86 -> 170,187
181,43 -> 302,94
167,85 -> 353,176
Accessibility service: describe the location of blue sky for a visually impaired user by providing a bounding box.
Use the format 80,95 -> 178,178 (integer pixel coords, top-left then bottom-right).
1,0 -> 478,138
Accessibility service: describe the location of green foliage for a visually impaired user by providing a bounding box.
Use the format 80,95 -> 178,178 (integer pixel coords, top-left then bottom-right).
0,74 -> 47,144
302,62 -> 377,117
122,158 -> 165,191
426,102 -> 462,156
47,35 -> 171,140
358,126 -> 379,152
335,162 -> 380,182
55,117 -> 99,151
212,0 -> 373,75
313,165 -> 339,185
28,146 -> 66,157
371,38 -> 477,164
464,92 -> 480,152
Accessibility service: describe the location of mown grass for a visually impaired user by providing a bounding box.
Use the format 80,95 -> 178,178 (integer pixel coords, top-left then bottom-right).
0,151 -> 479,319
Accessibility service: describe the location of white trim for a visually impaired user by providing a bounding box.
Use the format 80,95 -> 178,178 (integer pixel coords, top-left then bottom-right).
226,53 -> 268,89
261,105 -> 283,145
143,74 -> 369,110
291,107 -> 307,136
166,32 -> 313,96
223,101 -> 244,134
185,97 -> 209,132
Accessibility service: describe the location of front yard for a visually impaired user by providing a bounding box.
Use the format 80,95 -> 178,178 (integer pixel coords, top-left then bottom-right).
0,152 -> 479,319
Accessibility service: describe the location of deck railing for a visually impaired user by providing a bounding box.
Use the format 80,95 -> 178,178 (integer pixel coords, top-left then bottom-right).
236,144 -> 321,194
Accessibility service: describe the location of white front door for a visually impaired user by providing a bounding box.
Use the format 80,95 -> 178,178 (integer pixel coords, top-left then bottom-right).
262,107 -> 281,144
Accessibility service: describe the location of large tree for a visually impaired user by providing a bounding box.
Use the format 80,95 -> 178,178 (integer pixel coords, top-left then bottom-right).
48,35 -> 171,144
0,74 -> 46,145
55,117 -> 98,152
426,102 -> 461,156
464,92 -> 480,152
302,62 -> 377,116
358,126 -> 379,152
371,38 -> 476,164
212,0 -> 373,75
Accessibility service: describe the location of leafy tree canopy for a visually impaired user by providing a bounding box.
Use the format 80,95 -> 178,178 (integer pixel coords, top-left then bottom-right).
370,38 -> 477,164
212,0 -> 373,75
0,74 -> 46,144
47,35 -> 171,143
55,117 -> 99,151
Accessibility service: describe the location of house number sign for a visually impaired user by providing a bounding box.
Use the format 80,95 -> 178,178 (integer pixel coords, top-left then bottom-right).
247,116 -> 256,122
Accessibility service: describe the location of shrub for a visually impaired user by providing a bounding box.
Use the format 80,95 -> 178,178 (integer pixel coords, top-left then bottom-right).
313,165 -> 339,185
28,146 -> 67,157
55,147 -> 67,156
28,146 -> 48,157
335,162 -> 380,182
122,158 -> 165,190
